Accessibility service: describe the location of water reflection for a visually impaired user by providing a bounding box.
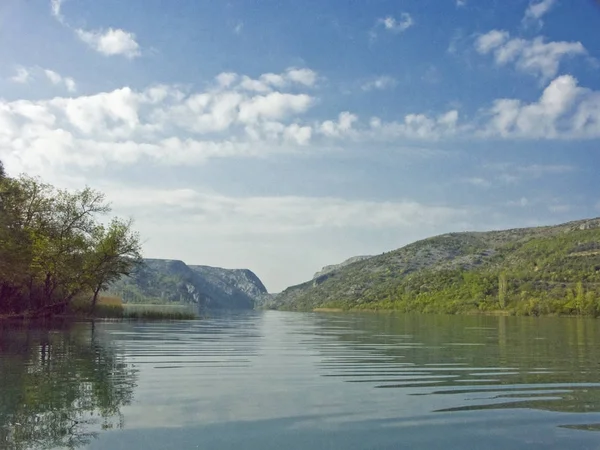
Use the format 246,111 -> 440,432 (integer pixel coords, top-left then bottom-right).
2,313 -> 600,450
0,321 -> 137,450
305,313 -> 600,423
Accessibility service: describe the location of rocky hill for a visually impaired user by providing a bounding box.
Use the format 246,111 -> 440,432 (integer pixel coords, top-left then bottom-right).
270,217 -> 600,316
313,255 -> 372,280
108,259 -> 269,309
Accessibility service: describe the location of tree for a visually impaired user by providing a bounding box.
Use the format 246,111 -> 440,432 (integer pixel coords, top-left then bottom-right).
498,272 -> 508,309
0,170 -> 143,317
85,218 -> 143,310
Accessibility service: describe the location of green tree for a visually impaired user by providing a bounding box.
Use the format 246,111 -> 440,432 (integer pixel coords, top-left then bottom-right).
498,272 -> 508,309
0,169 -> 143,317
85,218 -> 143,310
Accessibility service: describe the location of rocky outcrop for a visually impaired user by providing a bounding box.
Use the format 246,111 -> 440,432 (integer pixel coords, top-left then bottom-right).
313,255 -> 373,279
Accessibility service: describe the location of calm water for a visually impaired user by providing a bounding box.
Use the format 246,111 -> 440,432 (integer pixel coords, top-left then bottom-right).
2,312 -> 600,450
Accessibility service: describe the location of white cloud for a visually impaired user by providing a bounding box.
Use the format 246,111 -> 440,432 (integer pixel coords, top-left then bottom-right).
0,69 -> 326,177
371,13 -> 414,40
481,75 -> 600,139
44,69 -> 62,85
361,76 -> 396,91
475,30 -> 509,54
319,112 -> 358,138
238,92 -> 313,124
378,14 -> 414,33
285,68 -> 318,87
107,185 -> 468,235
233,22 -> 243,35
76,28 -> 141,58
43,69 -> 77,92
456,0 -> 467,7
50,0 -> 141,59
64,78 -> 77,92
475,30 -> 586,81
367,110 -> 460,140
50,0 -> 65,22
236,68 -> 318,93
523,0 -> 556,27
10,66 -> 31,84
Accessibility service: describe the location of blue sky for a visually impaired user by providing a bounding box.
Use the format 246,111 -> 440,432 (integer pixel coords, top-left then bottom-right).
1,0 -> 600,291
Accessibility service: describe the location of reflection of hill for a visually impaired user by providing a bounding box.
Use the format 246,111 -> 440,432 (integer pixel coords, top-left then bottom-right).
0,321 -> 138,450
306,313 -> 600,416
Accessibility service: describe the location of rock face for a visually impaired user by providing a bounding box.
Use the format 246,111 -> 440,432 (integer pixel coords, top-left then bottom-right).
313,256 -> 372,279
109,259 -> 269,310
271,217 -> 600,312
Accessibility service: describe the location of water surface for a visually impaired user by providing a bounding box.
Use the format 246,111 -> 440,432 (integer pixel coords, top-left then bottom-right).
2,312 -> 600,449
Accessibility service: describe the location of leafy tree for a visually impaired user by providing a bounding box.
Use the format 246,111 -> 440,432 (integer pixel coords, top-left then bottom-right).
85,218 -> 143,310
0,169 -> 143,317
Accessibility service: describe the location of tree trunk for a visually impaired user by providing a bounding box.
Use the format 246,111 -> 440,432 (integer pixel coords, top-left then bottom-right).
91,286 -> 102,313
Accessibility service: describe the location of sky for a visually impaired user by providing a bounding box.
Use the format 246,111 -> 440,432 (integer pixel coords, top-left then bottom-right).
1,0 -> 600,292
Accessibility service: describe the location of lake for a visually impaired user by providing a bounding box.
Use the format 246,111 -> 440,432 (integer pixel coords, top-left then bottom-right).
1,312 -> 600,449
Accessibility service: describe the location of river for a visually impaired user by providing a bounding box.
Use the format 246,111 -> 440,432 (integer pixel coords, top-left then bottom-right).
1,312 -> 600,449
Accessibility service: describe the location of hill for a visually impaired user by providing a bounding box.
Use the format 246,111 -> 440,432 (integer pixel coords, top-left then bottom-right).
107,259 -> 269,310
312,255 -> 372,280
270,218 -> 600,316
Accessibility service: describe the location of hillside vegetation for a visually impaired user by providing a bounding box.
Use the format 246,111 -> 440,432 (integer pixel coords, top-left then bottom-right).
271,218 -> 600,316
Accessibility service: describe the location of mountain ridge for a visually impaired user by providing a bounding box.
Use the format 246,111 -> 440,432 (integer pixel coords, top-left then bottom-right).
108,259 -> 269,309
269,217 -> 600,316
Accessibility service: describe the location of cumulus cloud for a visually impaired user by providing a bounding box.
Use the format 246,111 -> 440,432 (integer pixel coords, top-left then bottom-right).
76,28 -> 141,58
319,112 -> 359,138
367,110 -> 460,140
44,69 -> 77,92
10,66 -> 31,84
523,0 -> 556,27
361,76 -> 396,91
475,30 -> 586,81
237,68 -> 318,93
480,75 -> 600,139
0,68 -> 326,176
49,0 -> 141,58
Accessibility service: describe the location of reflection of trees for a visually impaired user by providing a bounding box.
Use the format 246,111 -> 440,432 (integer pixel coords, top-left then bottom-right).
0,321 -> 137,450
309,313 -> 600,415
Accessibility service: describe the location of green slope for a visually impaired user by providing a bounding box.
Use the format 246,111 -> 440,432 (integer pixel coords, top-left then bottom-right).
271,218 -> 600,316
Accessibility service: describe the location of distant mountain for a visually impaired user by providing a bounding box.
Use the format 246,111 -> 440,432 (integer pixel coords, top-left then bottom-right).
270,218 -> 600,316
108,259 -> 269,309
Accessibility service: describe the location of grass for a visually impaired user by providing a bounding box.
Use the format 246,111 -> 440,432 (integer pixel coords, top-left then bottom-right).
123,303 -> 198,320
69,295 -> 198,320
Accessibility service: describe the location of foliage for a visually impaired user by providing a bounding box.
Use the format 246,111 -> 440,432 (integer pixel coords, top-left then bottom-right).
273,219 -> 600,316
0,164 -> 142,317
0,322 -> 137,449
